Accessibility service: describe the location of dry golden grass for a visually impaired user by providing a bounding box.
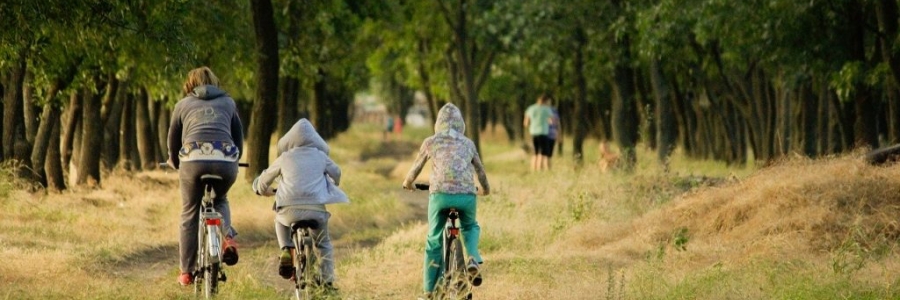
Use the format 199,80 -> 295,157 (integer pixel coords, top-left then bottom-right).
1,123 -> 899,299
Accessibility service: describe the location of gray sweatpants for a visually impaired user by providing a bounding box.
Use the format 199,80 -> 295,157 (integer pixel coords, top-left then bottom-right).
275,208 -> 335,283
178,161 -> 238,273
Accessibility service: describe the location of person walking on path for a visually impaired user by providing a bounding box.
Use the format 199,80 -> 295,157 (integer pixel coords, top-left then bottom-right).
546,96 -> 562,170
524,94 -> 554,171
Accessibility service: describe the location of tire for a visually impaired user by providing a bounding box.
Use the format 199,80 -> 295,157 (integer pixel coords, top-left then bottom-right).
446,237 -> 468,299
301,237 -> 316,299
195,219 -> 207,295
292,230 -> 309,300
205,262 -> 220,298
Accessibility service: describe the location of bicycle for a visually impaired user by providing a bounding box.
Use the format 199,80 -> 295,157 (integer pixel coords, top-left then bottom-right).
411,183 -> 480,300
162,162 -> 247,298
288,218 -> 328,300
256,188 -> 332,300
194,174 -> 227,298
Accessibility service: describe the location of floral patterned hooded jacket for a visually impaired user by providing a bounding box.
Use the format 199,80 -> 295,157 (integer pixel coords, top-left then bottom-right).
403,103 -> 490,195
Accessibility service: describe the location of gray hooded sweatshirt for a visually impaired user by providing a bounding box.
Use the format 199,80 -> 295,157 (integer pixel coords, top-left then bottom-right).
167,85 -> 244,168
254,119 -> 349,210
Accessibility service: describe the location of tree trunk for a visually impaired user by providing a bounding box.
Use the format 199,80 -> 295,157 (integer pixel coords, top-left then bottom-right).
417,37 -> 438,129
847,0 -> 878,149
76,82 -> 103,187
30,101 -> 61,187
157,102 -> 170,163
103,78 -> 127,169
3,49 -> 27,162
572,26 -> 588,163
876,0 -> 900,88
45,115 -> 65,191
61,92 -> 82,170
777,83 -> 792,155
247,0 -> 280,180
801,82 -> 818,157
119,92 -> 136,170
135,88 -> 156,170
99,74 -> 120,170
650,59 -> 675,168
670,75 -> 694,156
278,76 -> 300,136
23,70 -> 38,144
610,36 -> 639,171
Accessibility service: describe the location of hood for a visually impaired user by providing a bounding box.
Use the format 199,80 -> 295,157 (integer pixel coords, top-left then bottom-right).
434,103 -> 466,135
277,118 -> 329,155
191,85 -> 227,100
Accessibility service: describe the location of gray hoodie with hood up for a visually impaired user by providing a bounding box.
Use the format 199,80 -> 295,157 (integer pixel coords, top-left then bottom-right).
254,119 -> 349,211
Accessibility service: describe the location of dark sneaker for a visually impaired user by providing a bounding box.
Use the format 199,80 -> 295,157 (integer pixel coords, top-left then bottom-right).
467,258 -> 482,286
177,272 -> 193,286
223,237 -> 239,266
278,249 -> 294,279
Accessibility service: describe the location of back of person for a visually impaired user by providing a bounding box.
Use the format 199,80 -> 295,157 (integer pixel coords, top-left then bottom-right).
259,118 -> 348,209
403,103 -> 490,299
168,66 -> 244,287
412,104 -> 482,195
525,102 -> 552,136
253,118 -> 348,287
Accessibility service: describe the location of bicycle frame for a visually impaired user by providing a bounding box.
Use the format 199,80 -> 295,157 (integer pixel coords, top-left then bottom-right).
195,176 -> 226,298
436,208 -> 472,300
290,221 -> 320,300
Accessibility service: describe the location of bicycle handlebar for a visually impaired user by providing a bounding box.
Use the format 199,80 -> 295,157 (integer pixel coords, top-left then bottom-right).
406,182 -> 485,195
158,162 -> 250,169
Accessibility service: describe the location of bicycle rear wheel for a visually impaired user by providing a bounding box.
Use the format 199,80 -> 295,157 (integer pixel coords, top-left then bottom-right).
205,262 -> 220,297
195,219 -> 207,296
445,237 -> 471,299
299,237 -> 317,299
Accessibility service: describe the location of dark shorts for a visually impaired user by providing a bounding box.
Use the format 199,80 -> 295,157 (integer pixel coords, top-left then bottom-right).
532,135 -> 553,156
547,138 -> 556,157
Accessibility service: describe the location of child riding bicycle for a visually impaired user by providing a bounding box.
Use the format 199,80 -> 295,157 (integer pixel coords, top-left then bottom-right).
252,118 -> 349,288
402,103 -> 491,299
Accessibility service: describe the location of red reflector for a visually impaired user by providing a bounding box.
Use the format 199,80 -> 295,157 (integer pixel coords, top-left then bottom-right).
449,228 -> 459,236
206,218 -> 221,226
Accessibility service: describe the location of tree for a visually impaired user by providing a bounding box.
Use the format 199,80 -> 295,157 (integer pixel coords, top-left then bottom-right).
246,0 -> 280,180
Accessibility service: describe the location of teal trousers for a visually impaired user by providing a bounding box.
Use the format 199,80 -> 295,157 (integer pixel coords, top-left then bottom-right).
423,193 -> 482,293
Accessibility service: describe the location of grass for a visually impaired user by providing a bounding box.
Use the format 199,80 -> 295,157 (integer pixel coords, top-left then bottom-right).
1,121 -> 900,299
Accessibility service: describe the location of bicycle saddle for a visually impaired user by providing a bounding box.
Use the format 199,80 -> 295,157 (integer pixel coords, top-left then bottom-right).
291,220 -> 319,230
200,174 -> 223,186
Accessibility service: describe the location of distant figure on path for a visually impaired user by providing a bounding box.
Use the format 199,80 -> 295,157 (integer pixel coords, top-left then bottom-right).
546,96 -> 562,170
384,113 -> 395,141
523,94 -> 554,171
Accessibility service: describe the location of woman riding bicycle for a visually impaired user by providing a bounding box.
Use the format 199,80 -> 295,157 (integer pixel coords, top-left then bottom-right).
167,66 -> 244,286
402,103 -> 491,299
252,118 -> 348,288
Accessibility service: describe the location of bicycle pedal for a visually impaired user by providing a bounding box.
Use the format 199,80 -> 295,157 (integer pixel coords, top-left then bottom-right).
220,272 -> 227,282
